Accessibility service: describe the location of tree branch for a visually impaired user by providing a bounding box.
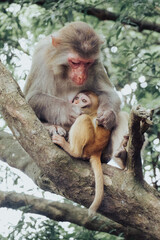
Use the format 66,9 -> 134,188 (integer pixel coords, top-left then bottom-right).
0,61 -> 160,240
0,190 -> 145,238
85,8 -> 160,33
0,131 -> 54,192
0,132 -> 158,240
127,105 -> 153,180
1,1 -> 159,33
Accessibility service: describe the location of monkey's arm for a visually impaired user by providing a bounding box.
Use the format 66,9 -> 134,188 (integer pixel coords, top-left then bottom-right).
28,93 -> 81,127
96,90 -> 121,130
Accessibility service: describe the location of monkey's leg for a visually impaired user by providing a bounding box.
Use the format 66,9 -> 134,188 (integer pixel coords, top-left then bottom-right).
102,111 -> 129,169
69,115 -> 95,158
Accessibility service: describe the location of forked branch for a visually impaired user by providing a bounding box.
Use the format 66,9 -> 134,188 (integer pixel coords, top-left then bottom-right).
127,105 -> 152,180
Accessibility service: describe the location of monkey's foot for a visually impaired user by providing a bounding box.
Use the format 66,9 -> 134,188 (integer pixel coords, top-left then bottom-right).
113,135 -> 129,169
56,126 -> 67,137
114,149 -> 127,169
112,156 -> 127,170
114,148 -> 127,160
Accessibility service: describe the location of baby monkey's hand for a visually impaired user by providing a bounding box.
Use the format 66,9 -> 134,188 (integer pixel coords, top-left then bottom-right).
52,135 -> 66,148
52,135 -> 71,155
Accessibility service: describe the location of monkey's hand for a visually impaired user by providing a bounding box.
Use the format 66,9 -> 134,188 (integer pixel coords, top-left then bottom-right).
97,109 -> 116,130
52,135 -> 66,148
52,135 -> 71,154
44,124 -> 67,137
56,102 -> 81,127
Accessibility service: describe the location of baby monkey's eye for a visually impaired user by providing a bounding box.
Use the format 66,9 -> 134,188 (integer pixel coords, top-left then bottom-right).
82,99 -> 87,103
74,97 -> 79,101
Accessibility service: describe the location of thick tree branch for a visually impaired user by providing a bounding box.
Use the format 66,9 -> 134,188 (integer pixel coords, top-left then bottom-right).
0,131 -> 55,192
85,8 -> 160,33
0,61 -> 160,240
0,132 -> 145,240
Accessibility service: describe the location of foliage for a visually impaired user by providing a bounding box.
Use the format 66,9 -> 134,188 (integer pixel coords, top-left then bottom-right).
7,215 -> 68,240
4,210 -> 123,240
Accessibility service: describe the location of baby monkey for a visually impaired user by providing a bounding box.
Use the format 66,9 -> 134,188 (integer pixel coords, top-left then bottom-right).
52,91 -> 111,215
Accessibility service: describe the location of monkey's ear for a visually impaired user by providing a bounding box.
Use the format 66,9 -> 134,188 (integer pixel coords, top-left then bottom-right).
51,36 -> 61,47
100,40 -> 105,45
99,36 -> 105,45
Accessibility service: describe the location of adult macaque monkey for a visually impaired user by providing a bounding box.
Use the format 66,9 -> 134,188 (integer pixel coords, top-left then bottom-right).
24,21 -> 127,165
53,91 -> 111,214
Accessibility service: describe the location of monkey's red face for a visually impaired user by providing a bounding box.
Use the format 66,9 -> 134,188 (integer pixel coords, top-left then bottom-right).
68,53 -> 94,85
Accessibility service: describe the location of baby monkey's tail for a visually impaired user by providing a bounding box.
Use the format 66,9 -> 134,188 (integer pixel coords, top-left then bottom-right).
89,152 -> 104,216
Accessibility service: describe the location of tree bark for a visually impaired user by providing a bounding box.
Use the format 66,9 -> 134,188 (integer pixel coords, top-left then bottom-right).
0,61 -> 160,240
0,131 -> 156,240
127,105 -> 152,180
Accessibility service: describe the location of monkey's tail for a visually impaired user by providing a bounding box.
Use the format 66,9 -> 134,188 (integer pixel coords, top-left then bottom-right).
89,152 -> 104,216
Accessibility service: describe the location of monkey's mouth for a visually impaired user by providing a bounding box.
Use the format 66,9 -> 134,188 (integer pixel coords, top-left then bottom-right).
73,78 -> 86,86
81,106 -> 87,109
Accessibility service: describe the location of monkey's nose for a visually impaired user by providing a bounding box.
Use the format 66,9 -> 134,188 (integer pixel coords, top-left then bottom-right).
74,100 -> 79,104
78,76 -> 85,84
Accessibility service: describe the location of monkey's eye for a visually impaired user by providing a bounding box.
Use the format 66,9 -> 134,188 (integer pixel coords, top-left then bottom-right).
82,99 -> 87,103
71,61 -> 80,66
74,96 -> 79,100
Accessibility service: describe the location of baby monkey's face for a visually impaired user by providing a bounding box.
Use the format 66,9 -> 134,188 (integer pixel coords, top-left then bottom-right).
72,93 -> 91,108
